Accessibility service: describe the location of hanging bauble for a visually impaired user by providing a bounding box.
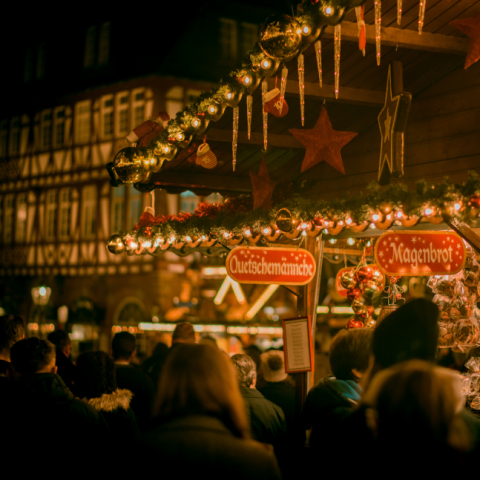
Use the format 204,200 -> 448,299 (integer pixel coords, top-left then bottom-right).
112,147 -> 148,184
340,269 -> 357,289
469,193 -> 480,209
378,202 -> 393,215
363,280 -> 382,301
365,319 -> 377,329
107,234 -> 125,254
263,88 -> 289,118
250,44 -> 280,77
347,287 -> 362,302
195,142 -> 217,169
355,265 -> 373,283
258,14 -> 302,61
370,269 -> 385,287
346,317 -> 364,329
275,208 -> 294,232
351,297 -> 371,318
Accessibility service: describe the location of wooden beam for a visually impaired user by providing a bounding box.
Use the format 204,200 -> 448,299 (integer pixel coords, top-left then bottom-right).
205,128 -> 305,149
267,78 -> 385,107
323,21 -> 469,55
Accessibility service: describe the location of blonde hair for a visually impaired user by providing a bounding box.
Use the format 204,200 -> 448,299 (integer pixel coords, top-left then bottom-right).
155,344 -> 250,439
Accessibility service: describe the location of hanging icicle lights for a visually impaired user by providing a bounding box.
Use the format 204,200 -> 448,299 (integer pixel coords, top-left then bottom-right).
375,0 -> 382,66
334,25 -> 341,99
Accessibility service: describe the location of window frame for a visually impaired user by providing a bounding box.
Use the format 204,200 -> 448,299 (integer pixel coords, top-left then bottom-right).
98,21 -> 110,65
58,187 -> 72,240
40,109 -> 53,150
219,18 -> 238,61
100,95 -> 114,139
45,190 -> 57,241
115,91 -> 130,138
75,100 -> 91,145
112,185 -> 125,232
3,194 -> 14,244
131,88 -> 146,129
81,185 -> 97,239
15,193 -> 28,243
53,107 -> 65,148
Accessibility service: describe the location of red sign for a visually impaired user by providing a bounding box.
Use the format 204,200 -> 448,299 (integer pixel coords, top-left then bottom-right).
226,246 -> 316,285
374,231 -> 467,276
335,265 -> 384,297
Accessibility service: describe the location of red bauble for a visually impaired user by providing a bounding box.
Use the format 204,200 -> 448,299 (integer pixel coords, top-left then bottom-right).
347,288 -> 362,302
356,266 -> 373,283
346,318 -> 364,329
469,194 -> 480,209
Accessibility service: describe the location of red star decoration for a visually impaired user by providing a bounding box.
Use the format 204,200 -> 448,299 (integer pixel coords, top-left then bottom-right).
289,107 -> 357,174
451,11 -> 480,69
250,157 -> 277,211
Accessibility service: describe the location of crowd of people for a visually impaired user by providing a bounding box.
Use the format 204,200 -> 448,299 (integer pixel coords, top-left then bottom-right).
1,297 -> 479,476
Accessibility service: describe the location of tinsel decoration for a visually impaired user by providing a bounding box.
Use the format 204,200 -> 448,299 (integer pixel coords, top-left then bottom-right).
315,40 -> 323,88
375,0 -> 382,66
397,0 -> 403,25
247,94 -> 253,140
418,0 -> 426,34
232,106 -> 239,171
298,53 -> 305,126
334,25 -> 341,99
355,6 -> 366,56
279,66 -> 288,115
262,80 -> 268,151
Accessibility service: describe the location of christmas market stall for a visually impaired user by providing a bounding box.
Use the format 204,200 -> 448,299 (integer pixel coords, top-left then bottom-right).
105,0 -> 480,407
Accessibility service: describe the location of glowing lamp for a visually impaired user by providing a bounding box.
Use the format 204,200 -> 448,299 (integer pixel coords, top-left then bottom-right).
130,241 -> 138,249
242,75 -> 252,86
225,91 -> 234,100
302,25 -> 311,35
175,132 -> 185,142
39,286 -> 47,296
424,207 -> 434,216
149,158 -> 155,165
263,227 -> 272,236
244,229 -> 251,237
372,213 -> 381,222
162,145 -> 171,154
328,238 -> 337,244
454,203 -> 461,211
185,236 -> 192,242
261,59 -> 272,69
143,241 -> 151,248
208,105 -> 218,114
201,235 -> 207,241
169,236 -> 175,243
345,217 -> 353,225
191,118 -> 201,128
223,232 -> 231,239
396,211 -> 403,219
347,238 -> 355,246
324,5 -> 334,15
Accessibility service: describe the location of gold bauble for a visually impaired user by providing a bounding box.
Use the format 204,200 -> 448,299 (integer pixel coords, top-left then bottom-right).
275,208 -> 294,232
258,14 -> 302,61
107,234 -> 125,254
113,147 -> 147,184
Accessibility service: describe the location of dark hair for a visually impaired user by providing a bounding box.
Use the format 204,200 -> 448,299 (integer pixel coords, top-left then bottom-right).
172,322 -> 196,343
0,315 -> 25,354
244,344 -> 262,372
10,337 -> 56,375
155,344 -> 249,439
112,332 -> 136,360
47,330 -> 71,351
76,351 -> 117,399
329,328 -> 373,381
231,353 -> 256,387
199,335 -> 218,347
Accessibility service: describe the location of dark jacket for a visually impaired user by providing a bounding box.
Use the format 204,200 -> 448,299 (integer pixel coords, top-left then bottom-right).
55,349 -> 77,391
240,386 -> 287,447
302,376 -> 361,449
83,388 -> 140,442
0,359 -> 12,411
140,414 -> 281,480
115,363 -> 155,430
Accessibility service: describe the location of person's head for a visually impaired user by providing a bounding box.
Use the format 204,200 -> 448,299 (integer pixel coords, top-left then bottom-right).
172,322 -> 196,345
10,338 -> 57,376
231,353 -> 257,388
372,298 -> 439,371
111,331 -> 136,361
199,335 -> 218,348
153,342 -> 169,357
76,351 -> 117,399
329,328 -> 373,382
260,350 -> 287,383
47,330 -> 71,356
155,343 -> 249,439
0,315 -> 25,360
244,344 -> 262,372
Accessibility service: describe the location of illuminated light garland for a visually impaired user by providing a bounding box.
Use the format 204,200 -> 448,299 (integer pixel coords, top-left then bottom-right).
213,276 -> 246,305
245,284 -> 279,320
331,306 -> 354,314
202,267 -> 227,276
315,40 -> 323,88
317,306 -> 330,314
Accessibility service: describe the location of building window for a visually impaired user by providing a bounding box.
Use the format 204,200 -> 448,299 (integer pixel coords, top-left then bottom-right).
165,86 -> 184,122
75,100 -> 91,144
98,22 -> 110,65
240,22 -> 258,55
112,185 -> 125,232
129,185 -> 142,227
82,185 -> 96,238
45,190 -> 56,240
58,188 -> 71,239
3,195 -> 14,244
40,110 -> 52,149
53,108 -> 65,148
180,191 -> 199,214
84,26 -> 96,68
204,193 -> 223,204
220,18 -> 238,61
15,193 -> 27,243
0,121 -> 7,158
36,43 -> 46,80
101,95 -> 114,138
131,89 -> 145,129
116,92 -> 129,137
24,46 -> 33,83
9,118 -> 20,155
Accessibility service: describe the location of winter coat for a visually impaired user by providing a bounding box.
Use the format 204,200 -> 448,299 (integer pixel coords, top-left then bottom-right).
115,363 -> 155,431
55,349 -> 77,392
139,414 -> 281,480
84,389 -> 140,442
302,375 -> 362,450
240,386 -> 287,447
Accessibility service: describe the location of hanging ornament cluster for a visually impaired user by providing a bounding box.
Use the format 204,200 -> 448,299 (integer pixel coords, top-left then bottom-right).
376,275 -> 405,324
430,246 -> 480,351
344,260 -> 384,329
463,357 -> 480,411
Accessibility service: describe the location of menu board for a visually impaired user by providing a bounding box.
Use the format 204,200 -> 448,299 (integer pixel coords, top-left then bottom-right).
282,316 -> 314,373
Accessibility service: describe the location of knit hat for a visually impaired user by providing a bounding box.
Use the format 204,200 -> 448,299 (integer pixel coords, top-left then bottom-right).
372,298 -> 439,369
260,350 -> 287,382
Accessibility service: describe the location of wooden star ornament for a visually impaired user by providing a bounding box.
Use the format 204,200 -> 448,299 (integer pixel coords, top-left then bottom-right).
289,107 -> 357,174
250,157 -> 277,210
451,11 -> 480,69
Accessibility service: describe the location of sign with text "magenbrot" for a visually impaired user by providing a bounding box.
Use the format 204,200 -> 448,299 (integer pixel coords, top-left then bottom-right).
226,246 -> 316,285
374,231 -> 467,276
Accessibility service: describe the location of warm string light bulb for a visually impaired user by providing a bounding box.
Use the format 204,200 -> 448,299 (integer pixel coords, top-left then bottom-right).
334,25 -> 341,99
315,40 -> 322,88
302,25 -> 311,35
262,227 -> 272,236
225,91 -> 234,100
242,75 -> 252,86
244,229 -> 252,237
324,5 -> 333,16
345,217 -> 353,225
261,59 -> 272,69
208,105 -> 218,115
175,132 -> 185,142
375,0 -> 382,66
143,241 -> 152,248
191,118 -> 201,128
347,238 -> 355,246
454,202 -> 461,211
163,145 -> 171,154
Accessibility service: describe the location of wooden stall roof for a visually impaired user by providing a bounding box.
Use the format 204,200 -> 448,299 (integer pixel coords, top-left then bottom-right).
150,0 -> 480,199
